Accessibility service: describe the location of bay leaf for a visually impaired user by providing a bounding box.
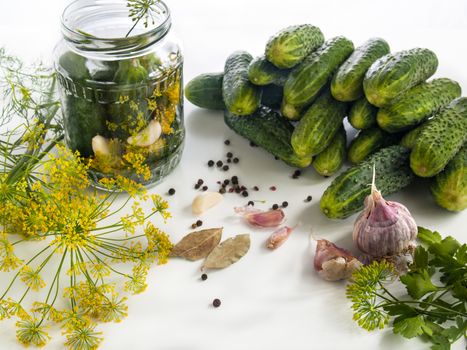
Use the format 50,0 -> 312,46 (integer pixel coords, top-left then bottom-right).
202,234 -> 250,270
170,228 -> 223,261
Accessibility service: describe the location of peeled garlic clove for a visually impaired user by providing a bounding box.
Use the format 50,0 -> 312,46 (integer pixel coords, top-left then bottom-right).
92,135 -> 111,156
127,119 -> 162,147
235,206 -> 285,228
353,182 -> 417,258
266,226 -> 294,250
314,239 -> 361,281
192,192 -> 223,215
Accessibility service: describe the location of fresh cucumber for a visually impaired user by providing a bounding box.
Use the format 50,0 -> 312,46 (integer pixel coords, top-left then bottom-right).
347,127 -> 399,164
320,145 -> 415,219
223,51 -> 262,115
348,97 -> 378,130
185,72 -> 224,110
248,55 -> 290,86
313,127 -> 347,177
331,38 -> 390,102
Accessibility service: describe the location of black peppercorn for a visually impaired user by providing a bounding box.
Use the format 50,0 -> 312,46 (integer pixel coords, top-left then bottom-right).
219,188 -> 226,194
197,179 -> 204,185
196,220 -> 203,227
168,188 -> 175,195
242,191 -> 248,197
208,160 -> 214,167
223,179 -> 230,186
272,204 -> 279,210
226,152 -> 233,158
191,223 -> 197,229
282,201 -> 288,208
216,160 -> 223,167
212,298 -> 221,307
223,165 -> 229,171
253,186 -> 259,191
247,201 -> 254,206
231,176 -> 238,184
194,184 -> 200,190
233,157 -> 239,164
227,158 -> 232,163
202,186 -> 208,191
201,273 -> 208,281
224,140 -> 230,145
305,195 -> 312,202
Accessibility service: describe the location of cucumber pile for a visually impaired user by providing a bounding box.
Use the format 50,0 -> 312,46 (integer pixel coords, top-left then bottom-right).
185,24 -> 467,217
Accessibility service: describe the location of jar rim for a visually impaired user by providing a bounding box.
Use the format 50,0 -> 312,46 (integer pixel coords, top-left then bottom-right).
61,0 -> 171,55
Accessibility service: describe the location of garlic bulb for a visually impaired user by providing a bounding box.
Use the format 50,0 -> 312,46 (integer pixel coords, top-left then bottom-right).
352,172 -> 417,258
314,239 -> 362,281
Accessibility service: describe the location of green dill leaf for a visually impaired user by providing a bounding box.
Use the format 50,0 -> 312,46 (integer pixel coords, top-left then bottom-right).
417,227 -> 442,246
400,270 -> 438,299
393,315 -> 426,338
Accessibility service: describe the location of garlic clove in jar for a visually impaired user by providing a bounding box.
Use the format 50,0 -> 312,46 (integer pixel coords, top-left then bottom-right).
314,239 -> 362,282
92,135 -> 112,156
127,119 -> 162,147
352,176 -> 417,258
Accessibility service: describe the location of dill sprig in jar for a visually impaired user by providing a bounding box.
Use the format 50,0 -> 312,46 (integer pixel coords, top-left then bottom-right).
54,0 -> 184,188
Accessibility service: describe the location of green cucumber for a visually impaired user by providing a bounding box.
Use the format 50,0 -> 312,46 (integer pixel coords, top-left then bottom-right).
410,97 -> 467,177
58,51 -> 90,81
224,107 -> 312,168
363,48 -> 439,107
348,97 -> 378,130
281,100 -> 306,121
331,38 -> 390,102
283,36 -> 354,108
265,24 -> 325,69
291,89 -> 348,157
185,72 -> 224,110
348,127 -> 399,164
377,78 -> 462,133
430,145 -> 466,211
399,123 -> 426,149
312,127 -> 347,177
320,145 -> 415,219
223,51 -> 262,115
248,56 -> 290,86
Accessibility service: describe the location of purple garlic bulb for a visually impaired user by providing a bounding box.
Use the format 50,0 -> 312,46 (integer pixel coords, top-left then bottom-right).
353,183 -> 417,258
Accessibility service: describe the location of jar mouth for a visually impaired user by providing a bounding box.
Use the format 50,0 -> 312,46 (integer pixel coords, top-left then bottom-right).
61,0 -> 171,56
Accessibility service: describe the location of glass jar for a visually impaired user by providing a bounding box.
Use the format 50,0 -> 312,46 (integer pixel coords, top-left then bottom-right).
54,0 -> 184,189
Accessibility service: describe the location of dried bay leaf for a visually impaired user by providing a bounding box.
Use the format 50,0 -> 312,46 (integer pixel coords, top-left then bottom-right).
202,234 -> 250,270
170,228 -> 223,261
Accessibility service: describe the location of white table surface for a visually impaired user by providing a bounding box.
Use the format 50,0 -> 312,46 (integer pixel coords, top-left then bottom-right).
0,0 -> 466,349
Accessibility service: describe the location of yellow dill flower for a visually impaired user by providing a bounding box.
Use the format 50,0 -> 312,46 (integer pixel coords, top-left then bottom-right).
0,253 -> 23,272
64,322 -> 102,350
144,223 -> 172,264
20,265 -> 46,291
7,299 -> 30,320
101,295 -> 128,323
124,264 -> 148,295
16,319 -> 50,347
0,300 -> 11,320
160,104 -> 176,134
123,150 -> 151,181
89,261 -> 111,280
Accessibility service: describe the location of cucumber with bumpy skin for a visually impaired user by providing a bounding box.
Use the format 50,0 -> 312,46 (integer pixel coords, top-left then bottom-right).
410,97 -> 467,177
363,48 -> 438,107
223,51 -> 262,116
348,127 -> 399,164
320,145 -> 415,219
377,78 -> 461,133
430,145 -> 466,211
331,38 -> 390,102
292,89 -> 348,157
265,24 -> 325,69
248,56 -> 290,86
185,72 -> 224,110
399,124 -> 425,149
313,127 -> 347,177
284,36 -> 354,109
348,97 -> 378,130
224,107 -> 312,168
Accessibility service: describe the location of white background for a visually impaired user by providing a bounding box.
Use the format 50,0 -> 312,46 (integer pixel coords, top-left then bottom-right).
0,0 -> 466,349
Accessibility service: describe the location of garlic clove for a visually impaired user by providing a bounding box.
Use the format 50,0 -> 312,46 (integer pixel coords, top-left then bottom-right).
235,206 -> 285,228
266,226 -> 294,250
92,135 -> 111,156
192,192 -> 223,215
127,119 -> 162,147
314,239 -> 361,281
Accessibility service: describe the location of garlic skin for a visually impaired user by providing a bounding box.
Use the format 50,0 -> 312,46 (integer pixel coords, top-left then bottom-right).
266,226 -> 294,250
314,239 -> 362,281
353,185 -> 417,258
235,206 -> 285,228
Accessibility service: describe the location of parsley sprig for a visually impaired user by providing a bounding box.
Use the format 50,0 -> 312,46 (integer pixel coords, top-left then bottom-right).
126,0 -> 160,38
347,227 -> 466,349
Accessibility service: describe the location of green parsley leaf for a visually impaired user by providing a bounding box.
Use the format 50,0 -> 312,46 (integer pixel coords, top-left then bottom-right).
413,246 -> 429,270
400,270 -> 438,299
393,315 -> 426,338
417,226 -> 442,246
